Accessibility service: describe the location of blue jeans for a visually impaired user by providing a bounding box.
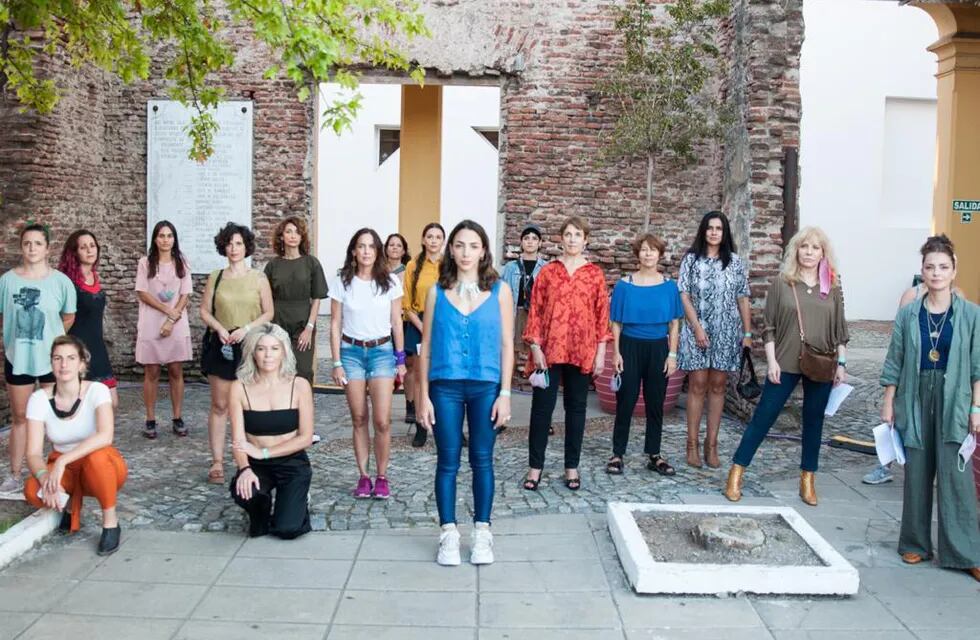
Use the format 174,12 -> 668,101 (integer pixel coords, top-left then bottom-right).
732,371 -> 832,472
430,379 -> 499,525
340,342 -> 395,380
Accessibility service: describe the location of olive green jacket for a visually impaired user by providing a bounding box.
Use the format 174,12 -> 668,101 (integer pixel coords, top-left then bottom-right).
880,295 -> 980,448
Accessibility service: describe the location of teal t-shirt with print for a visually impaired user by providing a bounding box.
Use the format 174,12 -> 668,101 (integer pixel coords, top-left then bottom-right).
0,270 -> 77,377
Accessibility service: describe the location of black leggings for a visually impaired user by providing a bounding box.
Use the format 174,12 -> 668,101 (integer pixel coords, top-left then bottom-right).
612,335 -> 669,457
231,451 -> 312,539
528,364 -> 591,469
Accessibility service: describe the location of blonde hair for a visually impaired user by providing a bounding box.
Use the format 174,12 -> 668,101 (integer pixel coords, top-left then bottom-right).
780,226 -> 840,285
236,323 -> 297,385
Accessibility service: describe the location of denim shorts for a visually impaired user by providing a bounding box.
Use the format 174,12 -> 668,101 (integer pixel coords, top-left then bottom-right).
340,342 -> 396,380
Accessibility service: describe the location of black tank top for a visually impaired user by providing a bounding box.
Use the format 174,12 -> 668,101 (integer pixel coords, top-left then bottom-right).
242,378 -> 299,436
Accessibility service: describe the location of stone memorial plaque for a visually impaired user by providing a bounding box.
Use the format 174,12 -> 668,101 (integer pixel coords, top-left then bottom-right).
146,100 -> 253,273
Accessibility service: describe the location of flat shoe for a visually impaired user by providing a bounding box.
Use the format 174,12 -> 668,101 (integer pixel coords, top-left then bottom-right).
967,568 -> 980,582
901,552 -> 925,565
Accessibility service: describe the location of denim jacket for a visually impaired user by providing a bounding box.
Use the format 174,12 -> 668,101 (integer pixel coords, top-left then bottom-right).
880,295 -> 980,448
501,256 -> 548,315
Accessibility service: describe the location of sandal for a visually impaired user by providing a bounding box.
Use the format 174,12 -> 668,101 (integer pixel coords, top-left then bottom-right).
605,457 -> 624,475
207,461 -> 225,484
647,455 -> 676,476
522,471 -> 542,491
172,417 -> 188,437
564,472 -> 581,491
142,420 -> 158,440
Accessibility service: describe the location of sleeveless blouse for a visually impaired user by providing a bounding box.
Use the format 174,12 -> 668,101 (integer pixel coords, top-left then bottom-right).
429,281 -> 501,383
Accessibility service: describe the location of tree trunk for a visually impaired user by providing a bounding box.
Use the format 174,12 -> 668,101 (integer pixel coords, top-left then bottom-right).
644,152 -> 655,232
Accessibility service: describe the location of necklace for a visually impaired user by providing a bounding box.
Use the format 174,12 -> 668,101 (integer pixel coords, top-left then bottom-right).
455,280 -> 481,302
49,384 -> 82,419
925,299 -> 951,363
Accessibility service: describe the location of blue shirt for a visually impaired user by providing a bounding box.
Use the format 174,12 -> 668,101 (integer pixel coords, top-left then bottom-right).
0,270 -> 77,376
429,281 -> 502,382
919,304 -> 953,371
610,277 -> 683,340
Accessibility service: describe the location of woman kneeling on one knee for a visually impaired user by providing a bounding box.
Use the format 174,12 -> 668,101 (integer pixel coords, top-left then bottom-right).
724,226 -> 849,506
418,220 -> 514,566
25,335 -> 127,556
881,235 -> 980,582
229,323 -> 314,539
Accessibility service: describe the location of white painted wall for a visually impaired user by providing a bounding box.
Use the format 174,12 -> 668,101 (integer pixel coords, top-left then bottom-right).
800,0 -> 937,320
440,86 -> 501,263
316,83 -> 402,283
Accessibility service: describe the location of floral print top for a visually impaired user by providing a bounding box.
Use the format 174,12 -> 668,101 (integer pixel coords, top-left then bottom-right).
523,261 -> 612,374
677,253 -> 751,372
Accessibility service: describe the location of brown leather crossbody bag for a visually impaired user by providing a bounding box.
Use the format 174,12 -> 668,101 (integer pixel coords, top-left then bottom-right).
791,284 -> 837,383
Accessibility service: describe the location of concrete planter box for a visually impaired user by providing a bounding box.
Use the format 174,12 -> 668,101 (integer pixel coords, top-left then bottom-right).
0,507 -> 59,570
607,502 -> 860,596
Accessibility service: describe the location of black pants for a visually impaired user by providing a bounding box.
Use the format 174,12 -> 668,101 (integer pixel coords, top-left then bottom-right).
231,451 -> 312,539
613,336 -> 669,458
528,364 -> 591,469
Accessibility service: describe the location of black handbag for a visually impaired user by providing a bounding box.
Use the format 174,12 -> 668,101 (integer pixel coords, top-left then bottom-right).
199,269 -> 224,374
736,346 -> 762,400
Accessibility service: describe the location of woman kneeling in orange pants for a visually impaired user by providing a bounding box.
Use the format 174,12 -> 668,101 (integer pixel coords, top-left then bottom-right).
24,335 -> 127,555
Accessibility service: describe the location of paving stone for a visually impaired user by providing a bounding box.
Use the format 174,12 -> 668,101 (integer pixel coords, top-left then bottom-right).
175,621 -> 328,640
191,586 -> 339,624
17,614 -> 181,640
0,613 -> 39,640
59,581 -> 207,619
334,590 -> 475,627
479,591 -> 620,629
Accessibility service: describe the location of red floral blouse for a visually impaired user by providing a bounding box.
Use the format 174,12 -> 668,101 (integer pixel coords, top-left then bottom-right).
523,260 -> 612,374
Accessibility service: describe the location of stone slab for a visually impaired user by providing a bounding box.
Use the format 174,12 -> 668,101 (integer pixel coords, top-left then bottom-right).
191,586 -> 339,624
478,591 -> 620,629
216,557 -> 351,589
59,581 -> 207,619
0,509 -> 59,571
345,559 -> 477,591
89,552 -> 229,585
175,620 -> 328,640
17,614 -> 181,640
607,502 -> 860,595
333,590 -> 475,627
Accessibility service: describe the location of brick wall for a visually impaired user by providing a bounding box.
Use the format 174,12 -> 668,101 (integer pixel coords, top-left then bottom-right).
0,0 -> 804,412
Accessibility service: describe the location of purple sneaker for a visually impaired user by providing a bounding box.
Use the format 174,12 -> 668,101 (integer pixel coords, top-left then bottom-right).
373,476 -> 391,500
353,476 -> 373,499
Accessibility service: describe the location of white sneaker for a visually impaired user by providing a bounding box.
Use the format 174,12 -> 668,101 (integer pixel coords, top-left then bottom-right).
470,523 -> 494,565
0,475 -> 23,498
437,525 -> 461,566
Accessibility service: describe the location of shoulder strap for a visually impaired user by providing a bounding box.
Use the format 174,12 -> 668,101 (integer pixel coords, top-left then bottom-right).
210,269 -> 224,314
790,283 -> 806,341
290,377 -> 296,407
240,381 -> 251,410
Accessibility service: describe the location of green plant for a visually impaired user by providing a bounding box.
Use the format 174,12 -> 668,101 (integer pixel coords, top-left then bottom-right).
597,0 -> 732,231
0,0 -> 428,161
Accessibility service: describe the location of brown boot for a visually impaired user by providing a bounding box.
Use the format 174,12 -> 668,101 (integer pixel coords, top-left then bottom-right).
799,471 -> 817,506
703,429 -> 720,469
686,438 -> 702,468
723,464 -> 744,501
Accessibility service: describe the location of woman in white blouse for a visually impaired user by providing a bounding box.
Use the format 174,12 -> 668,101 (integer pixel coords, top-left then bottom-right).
24,335 -> 127,555
330,228 -> 407,500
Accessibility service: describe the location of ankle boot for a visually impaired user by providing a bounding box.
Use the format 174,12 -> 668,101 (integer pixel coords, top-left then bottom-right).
686,438 -> 702,468
703,432 -> 720,469
723,464 -> 745,502
799,471 -> 817,506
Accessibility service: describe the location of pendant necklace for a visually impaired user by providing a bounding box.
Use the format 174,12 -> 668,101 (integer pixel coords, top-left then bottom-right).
455,280 -> 481,302
49,384 -> 82,419
925,299 -> 951,363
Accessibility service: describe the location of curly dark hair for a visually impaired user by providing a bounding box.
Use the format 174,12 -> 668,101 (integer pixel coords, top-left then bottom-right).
438,220 -> 498,292
272,216 -> 311,257
214,222 -> 256,257
339,228 -> 392,293
920,234 -> 955,266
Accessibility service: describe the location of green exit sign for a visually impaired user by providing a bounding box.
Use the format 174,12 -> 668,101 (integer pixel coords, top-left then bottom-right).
952,200 -> 978,223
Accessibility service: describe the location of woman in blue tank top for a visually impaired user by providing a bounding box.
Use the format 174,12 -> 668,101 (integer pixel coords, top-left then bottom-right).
418,220 -> 514,567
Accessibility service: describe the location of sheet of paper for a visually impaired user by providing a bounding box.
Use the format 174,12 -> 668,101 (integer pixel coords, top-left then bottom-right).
823,383 -> 854,417
873,423 -> 905,466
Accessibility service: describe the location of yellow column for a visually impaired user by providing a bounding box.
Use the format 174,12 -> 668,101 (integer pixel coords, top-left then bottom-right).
913,2 -> 980,302
398,85 -> 442,252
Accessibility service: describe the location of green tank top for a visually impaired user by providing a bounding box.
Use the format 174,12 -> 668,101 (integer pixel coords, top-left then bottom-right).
208,269 -> 263,329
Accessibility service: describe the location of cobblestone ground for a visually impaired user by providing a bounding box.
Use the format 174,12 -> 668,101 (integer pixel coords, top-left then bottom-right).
0,322 -> 891,537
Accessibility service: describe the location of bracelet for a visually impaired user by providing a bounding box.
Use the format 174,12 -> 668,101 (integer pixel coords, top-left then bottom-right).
971,406 -> 980,415
837,359 -> 847,366
238,466 -> 251,473
34,468 -> 48,480
667,351 -> 677,359
499,389 -> 512,398
306,321 -> 315,330
332,360 -> 343,368
529,343 -> 541,351
394,350 -> 406,366
743,332 -> 752,338
262,448 -> 270,460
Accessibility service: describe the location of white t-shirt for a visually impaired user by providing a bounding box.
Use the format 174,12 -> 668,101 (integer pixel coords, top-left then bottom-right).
328,274 -> 404,341
26,382 -> 112,453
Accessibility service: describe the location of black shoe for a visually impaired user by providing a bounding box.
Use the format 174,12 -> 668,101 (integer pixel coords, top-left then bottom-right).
143,420 -> 158,440
411,424 -> 427,448
58,508 -> 71,532
172,417 -> 188,437
97,526 -> 121,556
405,401 -> 417,424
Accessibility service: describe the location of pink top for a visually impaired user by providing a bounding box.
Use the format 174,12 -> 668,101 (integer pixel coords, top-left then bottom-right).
134,256 -> 193,364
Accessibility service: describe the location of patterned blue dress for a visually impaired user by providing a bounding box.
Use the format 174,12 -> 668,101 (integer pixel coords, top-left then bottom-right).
677,253 -> 751,372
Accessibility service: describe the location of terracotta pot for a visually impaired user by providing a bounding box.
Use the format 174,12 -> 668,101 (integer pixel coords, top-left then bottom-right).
595,348 -> 686,417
